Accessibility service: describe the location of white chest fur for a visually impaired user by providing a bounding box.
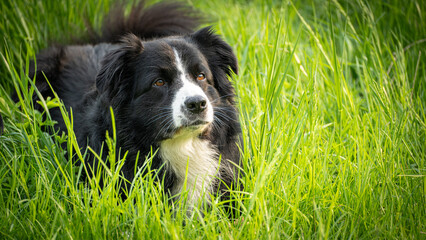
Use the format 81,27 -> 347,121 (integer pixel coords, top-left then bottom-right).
159,134 -> 218,206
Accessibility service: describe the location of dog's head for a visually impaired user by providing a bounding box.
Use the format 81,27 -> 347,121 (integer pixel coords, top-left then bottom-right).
95,27 -> 238,141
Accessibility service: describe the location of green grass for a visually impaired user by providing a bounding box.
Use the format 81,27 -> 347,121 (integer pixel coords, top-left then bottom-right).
1,0 -> 425,239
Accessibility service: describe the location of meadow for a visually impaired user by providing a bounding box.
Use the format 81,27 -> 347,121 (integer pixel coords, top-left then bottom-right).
0,0 -> 425,239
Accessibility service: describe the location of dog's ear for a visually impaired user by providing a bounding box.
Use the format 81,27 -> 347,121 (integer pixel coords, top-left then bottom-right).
190,27 -> 238,102
96,34 -> 144,102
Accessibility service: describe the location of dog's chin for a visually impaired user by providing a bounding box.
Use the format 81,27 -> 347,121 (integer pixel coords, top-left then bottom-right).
169,120 -> 211,139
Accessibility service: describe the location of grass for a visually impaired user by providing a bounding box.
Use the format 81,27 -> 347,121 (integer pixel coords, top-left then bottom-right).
0,0 -> 425,239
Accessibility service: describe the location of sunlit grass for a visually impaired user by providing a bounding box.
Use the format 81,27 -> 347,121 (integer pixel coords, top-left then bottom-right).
0,0 -> 425,239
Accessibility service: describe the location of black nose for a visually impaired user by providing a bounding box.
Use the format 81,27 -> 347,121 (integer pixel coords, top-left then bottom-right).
184,96 -> 207,114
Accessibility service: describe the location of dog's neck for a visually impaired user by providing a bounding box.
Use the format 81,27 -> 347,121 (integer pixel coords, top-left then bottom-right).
159,132 -> 218,207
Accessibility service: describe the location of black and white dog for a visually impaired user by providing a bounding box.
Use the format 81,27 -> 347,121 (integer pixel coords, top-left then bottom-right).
28,1 -> 242,207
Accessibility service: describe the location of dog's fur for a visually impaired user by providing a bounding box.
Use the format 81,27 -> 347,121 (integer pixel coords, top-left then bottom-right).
28,1 -> 242,208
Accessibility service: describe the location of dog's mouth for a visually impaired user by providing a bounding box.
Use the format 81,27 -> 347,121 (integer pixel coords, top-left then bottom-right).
185,119 -> 210,127
172,119 -> 211,137
180,119 -> 210,130
159,117 -> 212,141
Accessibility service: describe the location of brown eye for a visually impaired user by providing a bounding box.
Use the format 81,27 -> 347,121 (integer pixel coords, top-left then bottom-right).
196,73 -> 206,81
154,79 -> 165,86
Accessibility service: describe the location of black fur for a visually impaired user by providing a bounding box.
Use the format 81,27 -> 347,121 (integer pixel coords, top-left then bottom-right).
26,1 -> 242,209
85,1 -> 202,44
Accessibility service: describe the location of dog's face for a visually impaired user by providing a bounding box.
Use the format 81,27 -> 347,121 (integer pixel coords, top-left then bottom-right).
130,40 -> 217,139
96,27 -> 238,141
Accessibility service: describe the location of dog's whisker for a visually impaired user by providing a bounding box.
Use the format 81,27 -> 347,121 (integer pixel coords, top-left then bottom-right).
155,117 -> 174,140
145,111 -> 169,121
214,106 -> 237,113
214,110 -> 237,122
144,111 -> 172,125
210,94 -> 235,103
213,115 -> 228,127
158,116 -> 173,128
149,106 -> 173,110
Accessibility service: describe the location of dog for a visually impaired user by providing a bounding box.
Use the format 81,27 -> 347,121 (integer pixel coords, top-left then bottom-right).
27,1 -> 242,209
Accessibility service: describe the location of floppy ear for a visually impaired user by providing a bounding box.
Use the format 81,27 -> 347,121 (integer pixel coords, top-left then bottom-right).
96,34 -> 144,102
190,27 -> 238,103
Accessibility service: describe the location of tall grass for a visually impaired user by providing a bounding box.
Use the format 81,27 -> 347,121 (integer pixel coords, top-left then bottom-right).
1,0 -> 425,239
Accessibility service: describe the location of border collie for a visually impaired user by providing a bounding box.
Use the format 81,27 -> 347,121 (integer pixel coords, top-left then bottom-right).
27,1 -> 242,208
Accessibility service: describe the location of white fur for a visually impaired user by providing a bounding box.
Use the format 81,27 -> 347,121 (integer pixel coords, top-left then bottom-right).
159,130 -> 218,206
171,49 -> 214,128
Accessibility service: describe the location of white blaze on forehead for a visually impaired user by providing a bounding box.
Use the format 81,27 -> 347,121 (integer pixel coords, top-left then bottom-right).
171,48 -> 213,128
173,48 -> 187,78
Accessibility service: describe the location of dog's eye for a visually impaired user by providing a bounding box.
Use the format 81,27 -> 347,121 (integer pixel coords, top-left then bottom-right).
153,79 -> 165,87
196,73 -> 206,81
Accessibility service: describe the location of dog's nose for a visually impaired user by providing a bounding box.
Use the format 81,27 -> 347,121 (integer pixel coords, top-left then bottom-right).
184,96 -> 207,114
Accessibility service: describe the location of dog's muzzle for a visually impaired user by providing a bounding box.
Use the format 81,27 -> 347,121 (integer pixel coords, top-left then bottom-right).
172,83 -> 214,131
